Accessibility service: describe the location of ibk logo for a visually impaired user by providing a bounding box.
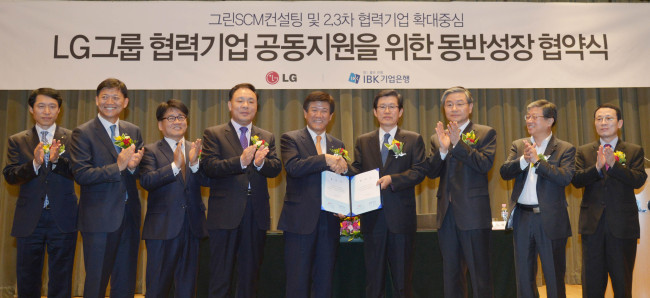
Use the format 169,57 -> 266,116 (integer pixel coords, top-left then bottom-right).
348,73 -> 360,84
265,71 -> 297,85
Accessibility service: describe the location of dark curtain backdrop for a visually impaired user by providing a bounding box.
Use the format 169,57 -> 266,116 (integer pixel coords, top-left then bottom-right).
1,87 -> 649,296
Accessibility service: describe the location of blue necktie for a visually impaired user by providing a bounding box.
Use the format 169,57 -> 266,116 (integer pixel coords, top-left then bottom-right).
110,124 -> 121,153
240,127 -> 249,149
41,131 -> 50,208
381,133 -> 390,165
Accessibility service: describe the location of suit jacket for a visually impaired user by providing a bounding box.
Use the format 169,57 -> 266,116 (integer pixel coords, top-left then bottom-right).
70,117 -> 143,233
3,126 -> 78,237
500,135 -> 575,240
350,128 -> 427,234
139,139 -> 210,240
200,122 -> 282,230
277,128 -> 345,235
572,141 -> 647,239
427,122 -> 496,230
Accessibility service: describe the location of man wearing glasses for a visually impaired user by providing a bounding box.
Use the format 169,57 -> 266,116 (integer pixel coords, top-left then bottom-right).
500,99 -> 575,298
426,86 -> 496,298
139,99 -> 208,297
69,78 -> 144,298
572,104 -> 647,297
350,89 -> 427,297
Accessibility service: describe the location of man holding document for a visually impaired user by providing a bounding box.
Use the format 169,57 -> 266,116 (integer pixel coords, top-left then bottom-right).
277,91 -> 350,298
350,89 -> 427,298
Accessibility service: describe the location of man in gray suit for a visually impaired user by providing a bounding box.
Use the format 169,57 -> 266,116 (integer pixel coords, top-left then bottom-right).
427,86 -> 496,298
500,99 -> 575,298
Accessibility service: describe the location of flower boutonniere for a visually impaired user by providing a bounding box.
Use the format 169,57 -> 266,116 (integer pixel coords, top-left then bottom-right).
114,133 -> 134,149
462,130 -> 479,145
340,216 -> 362,241
251,135 -> 267,149
330,148 -> 351,161
385,139 -> 406,158
614,151 -> 626,164
43,143 -> 65,155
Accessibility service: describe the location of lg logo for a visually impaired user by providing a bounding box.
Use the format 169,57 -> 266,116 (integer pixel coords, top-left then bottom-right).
265,71 -> 297,85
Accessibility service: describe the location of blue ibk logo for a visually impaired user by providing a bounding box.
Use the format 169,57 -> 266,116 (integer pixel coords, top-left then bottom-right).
348,73 -> 360,84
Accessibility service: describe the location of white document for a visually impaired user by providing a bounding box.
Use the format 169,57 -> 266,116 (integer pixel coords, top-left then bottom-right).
321,169 -> 382,216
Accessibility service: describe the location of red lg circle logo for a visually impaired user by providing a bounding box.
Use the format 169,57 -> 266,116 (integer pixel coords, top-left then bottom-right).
266,71 -> 279,85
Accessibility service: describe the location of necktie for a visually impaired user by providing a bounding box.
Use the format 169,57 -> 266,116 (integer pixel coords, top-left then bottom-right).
239,127 -> 249,150
41,131 -> 50,209
110,124 -> 121,153
177,142 -> 186,181
381,133 -> 390,166
315,135 -> 323,155
604,144 -> 612,170
41,131 -> 49,167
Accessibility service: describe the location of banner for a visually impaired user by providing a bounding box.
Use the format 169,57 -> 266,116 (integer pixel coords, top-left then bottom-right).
1,1 -> 648,90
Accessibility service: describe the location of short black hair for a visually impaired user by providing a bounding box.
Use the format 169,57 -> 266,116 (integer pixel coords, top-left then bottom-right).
373,89 -> 403,110
527,99 -> 557,127
594,103 -> 622,121
28,88 -> 62,108
229,83 -> 258,101
96,78 -> 128,98
156,99 -> 189,121
303,91 -> 335,115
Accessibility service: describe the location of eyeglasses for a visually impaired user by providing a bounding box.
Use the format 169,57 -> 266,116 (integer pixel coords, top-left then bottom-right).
524,114 -> 546,121
595,117 -> 616,123
377,105 -> 399,111
164,115 -> 187,122
444,102 -> 468,109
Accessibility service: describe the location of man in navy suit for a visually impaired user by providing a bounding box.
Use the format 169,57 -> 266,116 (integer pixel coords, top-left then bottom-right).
3,88 -> 77,298
277,91 -> 349,298
500,100 -> 575,298
201,83 -> 282,298
350,90 -> 427,298
572,104 -> 647,298
427,87 -> 496,298
69,78 -> 144,298
139,99 -> 209,297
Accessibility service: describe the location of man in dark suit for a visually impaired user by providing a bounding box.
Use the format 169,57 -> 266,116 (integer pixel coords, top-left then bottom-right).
500,99 -> 575,298
3,88 -> 77,298
277,91 -> 348,298
201,83 -> 282,298
350,89 -> 427,298
139,99 -> 209,297
572,104 -> 647,298
69,78 -> 144,298
427,87 -> 496,298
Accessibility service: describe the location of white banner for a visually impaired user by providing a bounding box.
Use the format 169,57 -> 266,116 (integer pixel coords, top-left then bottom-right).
0,1 -> 648,90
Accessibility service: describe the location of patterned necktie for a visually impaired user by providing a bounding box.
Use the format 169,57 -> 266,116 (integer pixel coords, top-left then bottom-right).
110,124 -> 121,153
239,127 -> 249,150
381,133 -> 391,166
604,144 -> 612,170
41,131 -> 49,167
41,130 -> 50,208
177,142 -> 186,181
315,135 -> 323,155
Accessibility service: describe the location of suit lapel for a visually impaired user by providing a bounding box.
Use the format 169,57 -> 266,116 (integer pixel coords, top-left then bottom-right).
299,127 -> 319,156
226,122 -> 244,155
370,130 -> 382,168
26,127 -> 40,151
158,139 -> 174,164
93,118 -> 119,160
325,133 -> 335,153
52,126 -> 68,144
383,128 -> 403,170
543,136 -> 557,157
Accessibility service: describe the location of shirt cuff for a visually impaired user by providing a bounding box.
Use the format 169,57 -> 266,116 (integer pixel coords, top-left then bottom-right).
171,162 -> 181,176
254,159 -> 265,170
33,160 -> 41,174
440,152 -> 448,160
519,155 -> 529,170
189,162 -> 200,173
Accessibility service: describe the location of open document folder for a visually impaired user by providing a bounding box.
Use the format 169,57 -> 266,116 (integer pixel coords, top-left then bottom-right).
321,168 -> 382,217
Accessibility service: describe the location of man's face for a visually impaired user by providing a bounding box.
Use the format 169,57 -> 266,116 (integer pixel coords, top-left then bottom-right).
96,87 -> 128,123
158,108 -> 187,141
304,101 -> 333,135
525,107 -> 553,136
373,96 -> 403,128
228,88 -> 257,126
29,95 -> 60,129
443,92 -> 473,123
594,107 -> 622,140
